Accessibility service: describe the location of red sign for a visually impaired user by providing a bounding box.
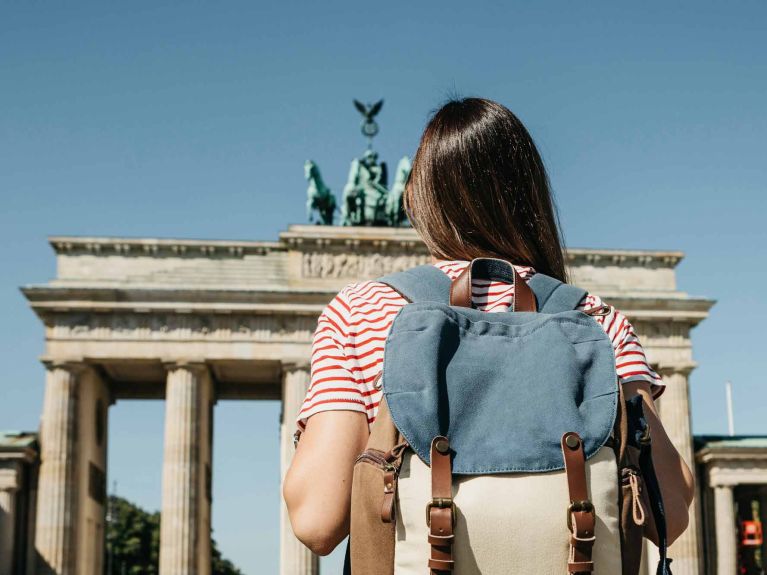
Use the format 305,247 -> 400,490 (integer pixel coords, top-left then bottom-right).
740,520 -> 763,547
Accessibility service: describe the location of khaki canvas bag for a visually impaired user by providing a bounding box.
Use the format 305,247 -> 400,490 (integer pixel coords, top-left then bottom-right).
347,259 -> 672,575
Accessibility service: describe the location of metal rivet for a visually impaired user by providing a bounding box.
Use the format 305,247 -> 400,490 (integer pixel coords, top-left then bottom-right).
565,435 -> 580,449
435,438 -> 450,454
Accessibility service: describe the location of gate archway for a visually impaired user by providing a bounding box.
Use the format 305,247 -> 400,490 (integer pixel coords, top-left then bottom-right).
23,225 -> 712,575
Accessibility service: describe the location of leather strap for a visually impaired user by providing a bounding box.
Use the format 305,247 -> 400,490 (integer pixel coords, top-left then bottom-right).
381,441 -> 409,523
428,436 -> 454,573
378,264 -> 453,304
449,258 -> 537,312
561,432 -> 596,574
381,468 -> 397,523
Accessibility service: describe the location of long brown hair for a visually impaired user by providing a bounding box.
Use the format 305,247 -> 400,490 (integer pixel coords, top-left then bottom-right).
404,98 -> 568,282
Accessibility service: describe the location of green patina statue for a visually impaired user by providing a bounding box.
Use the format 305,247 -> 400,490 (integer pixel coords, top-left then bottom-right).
306,99 -> 411,227
386,156 -> 412,227
305,160 -> 336,225
353,99 -> 384,148
341,149 -> 389,226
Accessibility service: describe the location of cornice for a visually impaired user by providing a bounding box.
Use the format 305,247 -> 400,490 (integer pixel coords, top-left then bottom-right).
697,448 -> 767,464
21,285 -> 713,323
567,249 -> 684,268
282,225 -> 685,268
49,236 -> 284,258
21,285 -> 333,316
49,227 -> 686,270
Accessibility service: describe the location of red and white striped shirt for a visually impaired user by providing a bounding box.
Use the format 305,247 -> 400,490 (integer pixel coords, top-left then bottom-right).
298,260 -> 663,430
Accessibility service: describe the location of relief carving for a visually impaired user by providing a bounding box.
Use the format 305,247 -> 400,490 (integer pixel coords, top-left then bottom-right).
302,252 -> 431,278
49,313 -> 317,343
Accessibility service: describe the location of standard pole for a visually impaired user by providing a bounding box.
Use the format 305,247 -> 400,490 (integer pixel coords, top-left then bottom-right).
725,381 -> 735,436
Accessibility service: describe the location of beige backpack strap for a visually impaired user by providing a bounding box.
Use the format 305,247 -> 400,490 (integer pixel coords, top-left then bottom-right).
427,436 -> 455,573
349,395 -> 400,575
561,432 -> 596,574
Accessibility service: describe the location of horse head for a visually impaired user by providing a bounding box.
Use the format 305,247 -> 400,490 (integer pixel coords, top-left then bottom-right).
304,160 -> 317,181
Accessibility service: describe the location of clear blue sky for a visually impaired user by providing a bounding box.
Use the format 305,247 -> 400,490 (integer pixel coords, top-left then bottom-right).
1,2 -> 765,573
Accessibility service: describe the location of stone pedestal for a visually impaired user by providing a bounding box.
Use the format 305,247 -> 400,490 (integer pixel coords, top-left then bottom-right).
713,486 -> 736,575
280,364 -> 319,575
0,465 -> 20,575
656,368 -> 701,575
34,364 -> 81,575
159,363 -> 213,575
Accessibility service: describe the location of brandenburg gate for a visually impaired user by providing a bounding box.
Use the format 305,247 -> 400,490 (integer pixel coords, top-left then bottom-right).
22,224 -> 713,575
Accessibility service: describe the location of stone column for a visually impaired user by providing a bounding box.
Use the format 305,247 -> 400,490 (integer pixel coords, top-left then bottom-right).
280,363 -> 319,575
0,465 -> 20,575
713,485 -> 736,575
159,363 -> 213,575
655,367 -> 701,575
34,363 -> 82,575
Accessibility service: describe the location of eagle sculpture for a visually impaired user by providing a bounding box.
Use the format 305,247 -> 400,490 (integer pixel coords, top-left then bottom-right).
353,99 -> 384,122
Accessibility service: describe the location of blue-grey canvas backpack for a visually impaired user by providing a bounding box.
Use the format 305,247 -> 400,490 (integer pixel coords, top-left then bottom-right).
347,259 -> 671,575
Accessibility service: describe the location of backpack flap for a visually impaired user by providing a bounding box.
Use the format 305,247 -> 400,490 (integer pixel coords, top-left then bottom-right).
382,302 -> 618,474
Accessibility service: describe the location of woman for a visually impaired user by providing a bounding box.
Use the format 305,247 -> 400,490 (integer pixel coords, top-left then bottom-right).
283,97 -> 695,557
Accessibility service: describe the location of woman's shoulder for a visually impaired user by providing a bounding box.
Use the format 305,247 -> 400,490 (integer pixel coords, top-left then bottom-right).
576,291 -> 609,313
335,278 -> 404,304
326,260 -> 555,313
575,290 -> 627,332
319,278 -> 408,327
328,261 -> 466,309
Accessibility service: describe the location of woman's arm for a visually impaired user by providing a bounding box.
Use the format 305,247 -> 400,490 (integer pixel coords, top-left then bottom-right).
623,380 -> 695,544
283,411 -> 369,555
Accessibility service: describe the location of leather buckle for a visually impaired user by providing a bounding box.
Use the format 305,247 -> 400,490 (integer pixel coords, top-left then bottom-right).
426,497 -> 456,527
585,304 -> 611,317
566,499 -> 595,531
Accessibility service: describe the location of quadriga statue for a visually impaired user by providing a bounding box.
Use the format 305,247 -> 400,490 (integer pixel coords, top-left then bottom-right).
305,160 -> 336,225
386,156 -> 411,227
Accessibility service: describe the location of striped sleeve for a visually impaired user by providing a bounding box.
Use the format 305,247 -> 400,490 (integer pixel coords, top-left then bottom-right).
297,287 -> 368,429
577,293 -> 665,398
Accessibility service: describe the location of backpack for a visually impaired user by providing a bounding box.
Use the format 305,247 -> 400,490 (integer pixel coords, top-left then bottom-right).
347,258 -> 672,575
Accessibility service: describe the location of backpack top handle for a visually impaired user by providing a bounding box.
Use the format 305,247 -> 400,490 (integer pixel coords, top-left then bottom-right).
449,258 -> 537,312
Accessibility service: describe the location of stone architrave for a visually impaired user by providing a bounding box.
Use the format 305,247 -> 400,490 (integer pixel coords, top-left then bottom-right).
280,364 -> 319,575
34,363 -> 82,575
159,363 -> 213,575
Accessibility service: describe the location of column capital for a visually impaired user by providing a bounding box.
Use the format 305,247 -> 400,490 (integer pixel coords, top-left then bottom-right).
40,358 -> 90,375
655,362 -> 697,377
281,360 -> 311,375
162,359 -> 209,375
